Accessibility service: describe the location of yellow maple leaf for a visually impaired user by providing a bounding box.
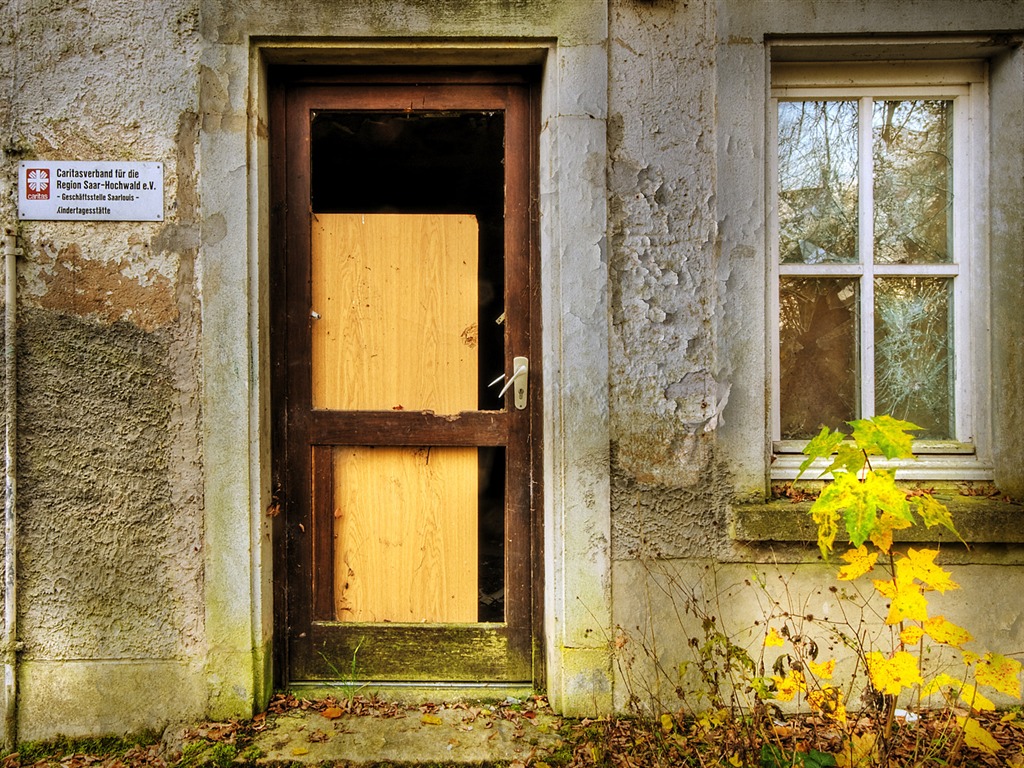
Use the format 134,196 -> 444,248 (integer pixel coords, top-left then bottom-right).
808,658 -> 836,680
869,512 -> 913,554
874,577 -> 929,624
895,548 -> 959,593
900,625 -> 924,645
866,650 -> 923,696
771,670 -> 805,702
957,716 -> 1003,754
835,731 -> 877,768
923,616 -> 973,648
837,545 -> 878,581
764,626 -> 785,647
974,652 -> 1023,699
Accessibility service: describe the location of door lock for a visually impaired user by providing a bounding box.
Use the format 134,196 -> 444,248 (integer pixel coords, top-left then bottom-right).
489,356 -> 529,410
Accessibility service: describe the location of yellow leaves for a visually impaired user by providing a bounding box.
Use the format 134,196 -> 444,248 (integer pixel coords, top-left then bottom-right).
771,670 -> 805,702
896,548 -> 959,594
836,546 -> 878,581
866,650 -> 922,696
870,548 -> 959,626
922,616 -> 972,648
807,658 -> 836,680
420,713 -> 443,725
958,716 -> 1003,754
900,625 -> 924,645
873,576 -> 928,625
834,732 -> 877,768
970,652 -> 1023,699
764,626 -> 786,647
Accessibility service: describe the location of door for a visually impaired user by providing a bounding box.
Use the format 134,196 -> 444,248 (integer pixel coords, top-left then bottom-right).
270,70 -> 541,685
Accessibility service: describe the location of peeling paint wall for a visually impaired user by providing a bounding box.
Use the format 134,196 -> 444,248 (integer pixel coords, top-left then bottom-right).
608,0 -> 733,561
1,0 -> 205,740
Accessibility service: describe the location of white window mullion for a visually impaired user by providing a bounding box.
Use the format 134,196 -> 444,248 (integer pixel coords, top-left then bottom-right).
859,95 -> 875,421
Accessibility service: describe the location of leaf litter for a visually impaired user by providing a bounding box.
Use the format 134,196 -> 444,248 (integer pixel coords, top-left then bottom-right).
4,694 -> 1024,767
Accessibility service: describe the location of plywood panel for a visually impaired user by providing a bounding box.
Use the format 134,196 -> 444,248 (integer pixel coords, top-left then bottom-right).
333,446 -> 478,623
311,213 -> 479,413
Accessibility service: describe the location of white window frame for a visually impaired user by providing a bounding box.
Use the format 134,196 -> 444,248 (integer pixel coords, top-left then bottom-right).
769,61 -> 993,481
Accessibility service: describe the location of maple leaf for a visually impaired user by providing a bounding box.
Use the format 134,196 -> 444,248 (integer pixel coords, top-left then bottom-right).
827,443 -> 867,476
895,548 -> 959,593
836,546 -> 878,581
848,415 -> 920,459
874,576 -> 928,624
771,670 -> 805,702
866,650 -> 923,696
765,626 -> 786,647
900,625 -> 924,644
834,732 -> 877,768
907,491 -> 964,542
798,426 -> 846,479
807,658 -> 836,680
972,652 -> 1023,699
869,512 -> 912,554
957,716 -> 1003,754
923,616 -> 973,648
810,482 -> 847,557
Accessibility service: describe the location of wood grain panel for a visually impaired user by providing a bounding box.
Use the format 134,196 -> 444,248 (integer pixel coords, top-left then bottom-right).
311,214 -> 479,413
332,446 -> 478,623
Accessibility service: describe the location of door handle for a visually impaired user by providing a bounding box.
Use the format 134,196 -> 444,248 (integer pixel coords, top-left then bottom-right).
488,356 -> 529,410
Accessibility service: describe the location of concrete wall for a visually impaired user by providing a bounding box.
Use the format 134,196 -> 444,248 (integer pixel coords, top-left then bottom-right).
0,0 -> 1021,740
0,0 -> 207,740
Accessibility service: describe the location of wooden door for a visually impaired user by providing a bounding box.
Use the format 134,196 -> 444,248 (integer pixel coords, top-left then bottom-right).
270,71 -> 541,684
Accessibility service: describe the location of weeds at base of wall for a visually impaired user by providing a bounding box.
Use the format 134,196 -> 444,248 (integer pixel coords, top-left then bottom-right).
614,416 -> 1024,767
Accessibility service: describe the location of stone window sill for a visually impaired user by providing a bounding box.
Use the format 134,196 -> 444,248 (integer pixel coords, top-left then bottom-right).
731,494 -> 1024,545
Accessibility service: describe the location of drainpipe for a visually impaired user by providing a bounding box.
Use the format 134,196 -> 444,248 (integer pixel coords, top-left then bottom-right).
3,226 -> 18,750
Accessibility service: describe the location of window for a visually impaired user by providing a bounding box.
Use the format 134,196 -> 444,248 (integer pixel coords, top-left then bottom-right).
770,62 -> 991,479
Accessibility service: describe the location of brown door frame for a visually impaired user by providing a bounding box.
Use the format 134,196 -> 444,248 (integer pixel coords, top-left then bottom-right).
269,67 -> 543,687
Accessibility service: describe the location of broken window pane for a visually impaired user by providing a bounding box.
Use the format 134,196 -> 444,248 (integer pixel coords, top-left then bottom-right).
874,277 -> 954,438
873,100 -> 953,265
778,101 -> 859,264
780,277 -> 859,439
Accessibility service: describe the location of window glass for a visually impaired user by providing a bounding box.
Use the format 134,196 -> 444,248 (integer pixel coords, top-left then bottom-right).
873,100 -> 954,265
778,101 -> 859,264
874,277 -> 954,438
780,277 -> 859,439
775,87 -> 962,444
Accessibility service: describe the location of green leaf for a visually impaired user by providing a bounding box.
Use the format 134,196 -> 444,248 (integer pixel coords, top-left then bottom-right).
798,427 -> 846,479
841,480 -> 878,549
826,443 -> 866,476
863,470 -> 912,522
848,415 -> 920,459
761,744 -> 838,768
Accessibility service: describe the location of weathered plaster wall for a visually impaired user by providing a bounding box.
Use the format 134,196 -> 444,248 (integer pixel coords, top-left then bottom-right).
607,0 -> 1024,713
0,0 -> 206,739
608,0 -> 734,562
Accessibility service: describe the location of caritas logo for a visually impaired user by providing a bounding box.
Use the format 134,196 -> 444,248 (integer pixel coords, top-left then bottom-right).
25,168 -> 50,200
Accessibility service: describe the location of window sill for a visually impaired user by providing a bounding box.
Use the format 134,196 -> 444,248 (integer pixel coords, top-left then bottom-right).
731,493 -> 1024,545
770,451 -> 994,482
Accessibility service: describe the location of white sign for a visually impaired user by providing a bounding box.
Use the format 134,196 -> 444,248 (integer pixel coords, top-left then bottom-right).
18,161 -> 163,222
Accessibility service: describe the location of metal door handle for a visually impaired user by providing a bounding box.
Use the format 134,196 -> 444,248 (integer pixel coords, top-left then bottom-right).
488,356 -> 529,410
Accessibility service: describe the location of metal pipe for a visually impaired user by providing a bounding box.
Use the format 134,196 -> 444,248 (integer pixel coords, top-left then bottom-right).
3,227 -> 18,750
